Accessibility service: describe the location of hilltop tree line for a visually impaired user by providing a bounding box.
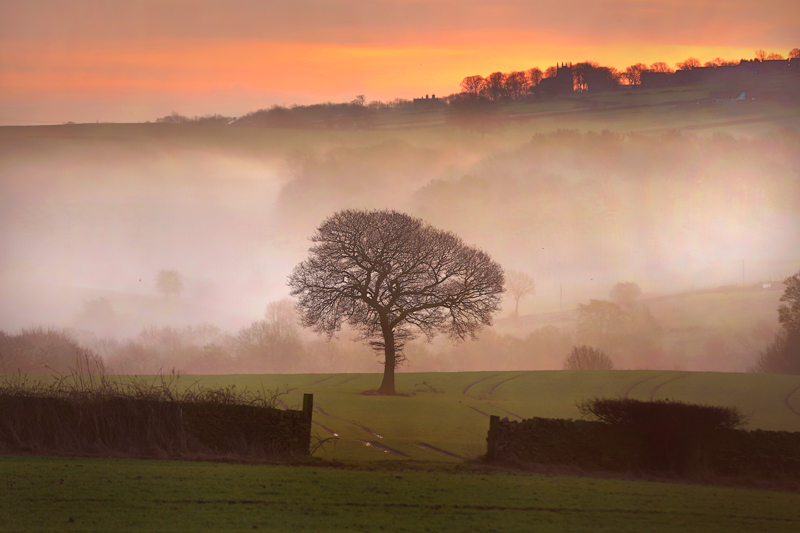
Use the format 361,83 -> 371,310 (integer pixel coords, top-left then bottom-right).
152,48 -> 799,128
457,48 -> 800,101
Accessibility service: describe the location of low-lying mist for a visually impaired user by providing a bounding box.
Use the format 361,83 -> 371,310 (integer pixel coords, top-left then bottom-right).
1,125 -> 797,374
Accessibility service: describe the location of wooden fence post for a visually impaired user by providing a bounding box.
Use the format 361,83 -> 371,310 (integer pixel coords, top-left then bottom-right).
302,393 -> 314,421
302,393 -> 314,456
487,415 -> 500,461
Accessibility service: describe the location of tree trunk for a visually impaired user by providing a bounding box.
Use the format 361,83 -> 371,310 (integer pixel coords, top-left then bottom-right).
514,296 -> 520,318
377,325 -> 397,395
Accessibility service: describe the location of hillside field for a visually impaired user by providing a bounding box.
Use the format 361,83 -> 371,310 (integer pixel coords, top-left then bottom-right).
3,369 -> 800,531
174,370 -> 800,462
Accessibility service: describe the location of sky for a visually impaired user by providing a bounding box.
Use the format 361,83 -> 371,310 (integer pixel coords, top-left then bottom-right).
1,0 -> 798,125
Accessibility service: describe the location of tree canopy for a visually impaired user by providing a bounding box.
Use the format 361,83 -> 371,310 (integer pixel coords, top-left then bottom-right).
288,209 -> 504,394
155,270 -> 183,299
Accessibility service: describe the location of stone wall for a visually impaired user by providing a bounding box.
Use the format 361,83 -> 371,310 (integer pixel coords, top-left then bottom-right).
487,415 -> 800,479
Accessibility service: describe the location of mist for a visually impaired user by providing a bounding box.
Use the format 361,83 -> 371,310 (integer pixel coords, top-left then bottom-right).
1,122 -> 798,374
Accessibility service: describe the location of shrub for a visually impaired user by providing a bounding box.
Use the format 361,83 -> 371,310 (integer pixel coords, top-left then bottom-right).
564,345 -> 614,370
0,367 -> 305,459
751,328 -> 800,374
0,327 -> 102,375
577,397 -> 747,473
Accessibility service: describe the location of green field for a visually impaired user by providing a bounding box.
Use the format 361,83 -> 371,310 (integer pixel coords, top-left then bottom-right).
168,370 -> 800,462
2,454 -> 799,532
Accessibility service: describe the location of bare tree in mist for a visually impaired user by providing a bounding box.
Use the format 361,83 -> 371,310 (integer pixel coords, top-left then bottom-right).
155,270 -> 184,299
76,298 -> 116,332
754,271 -> 800,374
235,299 -> 304,373
609,282 -> 642,309
778,271 -> 800,332
506,270 -> 535,318
564,345 -> 614,370
289,209 -> 504,395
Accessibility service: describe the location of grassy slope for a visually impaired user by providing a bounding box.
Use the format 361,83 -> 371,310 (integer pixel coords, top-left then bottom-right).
185,370 -> 800,462
2,454 -> 799,533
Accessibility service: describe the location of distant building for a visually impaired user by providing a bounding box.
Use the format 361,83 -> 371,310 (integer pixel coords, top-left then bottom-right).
538,63 -> 574,96
413,94 -> 442,105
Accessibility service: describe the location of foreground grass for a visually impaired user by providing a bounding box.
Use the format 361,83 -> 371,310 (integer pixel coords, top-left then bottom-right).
1,455 -> 799,532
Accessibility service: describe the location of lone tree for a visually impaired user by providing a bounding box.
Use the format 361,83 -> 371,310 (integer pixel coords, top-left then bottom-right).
564,345 -> 614,370
155,270 -> 184,299
289,209 -> 505,395
505,270 -> 535,318
609,282 -> 642,308
754,269 -> 800,374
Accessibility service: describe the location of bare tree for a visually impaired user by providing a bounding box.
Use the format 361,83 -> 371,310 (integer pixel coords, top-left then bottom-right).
778,270 -> 800,331
648,62 -> 674,73
675,57 -> 701,70
460,75 -> 485,96
704,57 -> 738,68
790,48 -> 800,59
484,72 -> 508,101
543,66 -> 558,79
622,63 -> 648,85
527,67 -> 543,91
564,345 -> 614,370
504,71 -> 528,100
766,52 -> 784,60
289,209 -> 504,395
609,282 -> 642,308
505,270 -> 535,318
754,49 -> 767,61
156,270 -> 184,299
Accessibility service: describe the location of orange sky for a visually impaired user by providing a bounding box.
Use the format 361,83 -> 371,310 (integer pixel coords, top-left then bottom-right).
1,0 -> 798,124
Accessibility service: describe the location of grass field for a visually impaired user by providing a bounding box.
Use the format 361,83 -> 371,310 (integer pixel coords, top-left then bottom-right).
159,370 -> 800,462
2,454 -> 800,532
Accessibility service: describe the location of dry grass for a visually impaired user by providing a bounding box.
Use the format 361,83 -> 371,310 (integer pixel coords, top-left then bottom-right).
0,355 -> 293,460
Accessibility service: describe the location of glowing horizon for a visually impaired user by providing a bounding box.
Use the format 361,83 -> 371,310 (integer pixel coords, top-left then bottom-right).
1,0 -> 798,124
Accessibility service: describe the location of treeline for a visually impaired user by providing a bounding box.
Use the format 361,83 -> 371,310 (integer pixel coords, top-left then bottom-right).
456,47 -> 800,100
152,48 -> 799,127
155,96 -> 421,130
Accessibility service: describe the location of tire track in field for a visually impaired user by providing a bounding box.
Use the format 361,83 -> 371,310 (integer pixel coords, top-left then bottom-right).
488,373 -> 528,398
413,442 -> 464,459
487,404 -> 524,420
624,373 -> 665,399
458,401 -> 491,418
309,376 -> 334,386
334,375 -> 360,387
313,402 -> 383,438
355,440 -> 409,456
462,373 -> 502,395
648,373 -> 690,401
312,421 -> 339,437
784,386 -> 800,417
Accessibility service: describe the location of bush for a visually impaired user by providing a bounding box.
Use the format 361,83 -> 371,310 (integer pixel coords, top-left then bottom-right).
577,397 -> 747,473
564,345 -> 614,370
0,327 -> 102,375
0,368 -> 307,458
751,328 -> 800,374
